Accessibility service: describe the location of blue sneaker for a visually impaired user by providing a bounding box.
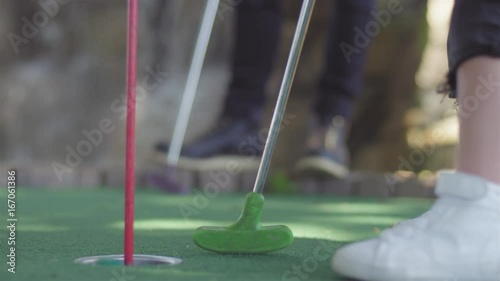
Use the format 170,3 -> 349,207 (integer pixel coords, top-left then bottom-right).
294,116 -> 349,178
153,118 -> 262,171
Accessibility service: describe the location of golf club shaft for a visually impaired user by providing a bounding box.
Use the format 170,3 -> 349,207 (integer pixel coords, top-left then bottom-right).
167,0 -> 220,166
125,0 -> 138,266
253,0 -> 316,194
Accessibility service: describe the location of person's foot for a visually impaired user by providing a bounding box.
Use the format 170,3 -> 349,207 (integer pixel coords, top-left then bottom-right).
294,116 -> 349,178
153,118 -> 263,171
332,171 -> 500,281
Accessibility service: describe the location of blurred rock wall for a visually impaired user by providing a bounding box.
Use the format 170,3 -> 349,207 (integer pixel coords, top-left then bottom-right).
0,0 -> 234,174
0,0 -> 431,184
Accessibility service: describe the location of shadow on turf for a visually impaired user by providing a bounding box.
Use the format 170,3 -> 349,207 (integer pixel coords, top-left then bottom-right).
186,236 -> 359,281
5,189 -> 431,280
12,225 -> 356,281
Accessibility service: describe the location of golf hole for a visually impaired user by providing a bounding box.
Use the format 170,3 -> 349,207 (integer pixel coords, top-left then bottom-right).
74,254 -> 183,266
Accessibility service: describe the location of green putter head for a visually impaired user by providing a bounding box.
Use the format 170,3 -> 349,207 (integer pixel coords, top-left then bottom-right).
193,192 -> 294,254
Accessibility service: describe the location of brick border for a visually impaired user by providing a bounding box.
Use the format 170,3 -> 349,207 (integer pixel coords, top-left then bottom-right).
1,164 -> 436,198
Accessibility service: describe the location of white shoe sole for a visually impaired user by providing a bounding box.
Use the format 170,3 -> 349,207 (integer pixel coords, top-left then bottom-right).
294,156 -> 349,178
332,171 -> 500,281
151,151 -> 261,172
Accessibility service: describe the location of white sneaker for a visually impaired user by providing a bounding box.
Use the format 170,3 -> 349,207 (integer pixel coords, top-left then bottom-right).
332,171 -> 500,281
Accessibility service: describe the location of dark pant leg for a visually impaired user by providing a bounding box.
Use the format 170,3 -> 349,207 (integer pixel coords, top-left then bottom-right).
316,0 -> 376,123
447,0 -> 500,98
222,0 -> 283,123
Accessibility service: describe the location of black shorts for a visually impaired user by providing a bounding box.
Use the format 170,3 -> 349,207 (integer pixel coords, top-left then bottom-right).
447,0 -> 500,97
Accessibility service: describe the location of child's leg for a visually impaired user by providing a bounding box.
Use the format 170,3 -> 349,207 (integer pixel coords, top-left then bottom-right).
456,57 -> 500,184
331,0 -> 500,280
332,59 -> 500,280
315,0 -> 376,121
222,0 -> 283,123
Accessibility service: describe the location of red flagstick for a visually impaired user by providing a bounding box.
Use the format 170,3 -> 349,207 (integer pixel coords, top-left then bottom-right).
125,0 -> 138,266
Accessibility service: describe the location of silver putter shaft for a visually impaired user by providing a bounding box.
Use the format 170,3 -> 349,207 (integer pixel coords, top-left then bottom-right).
167,0 -> 220,166
253,0 -> 316,194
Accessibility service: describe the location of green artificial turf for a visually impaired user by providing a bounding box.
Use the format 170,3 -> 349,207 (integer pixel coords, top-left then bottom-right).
0,188 -> 432,281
